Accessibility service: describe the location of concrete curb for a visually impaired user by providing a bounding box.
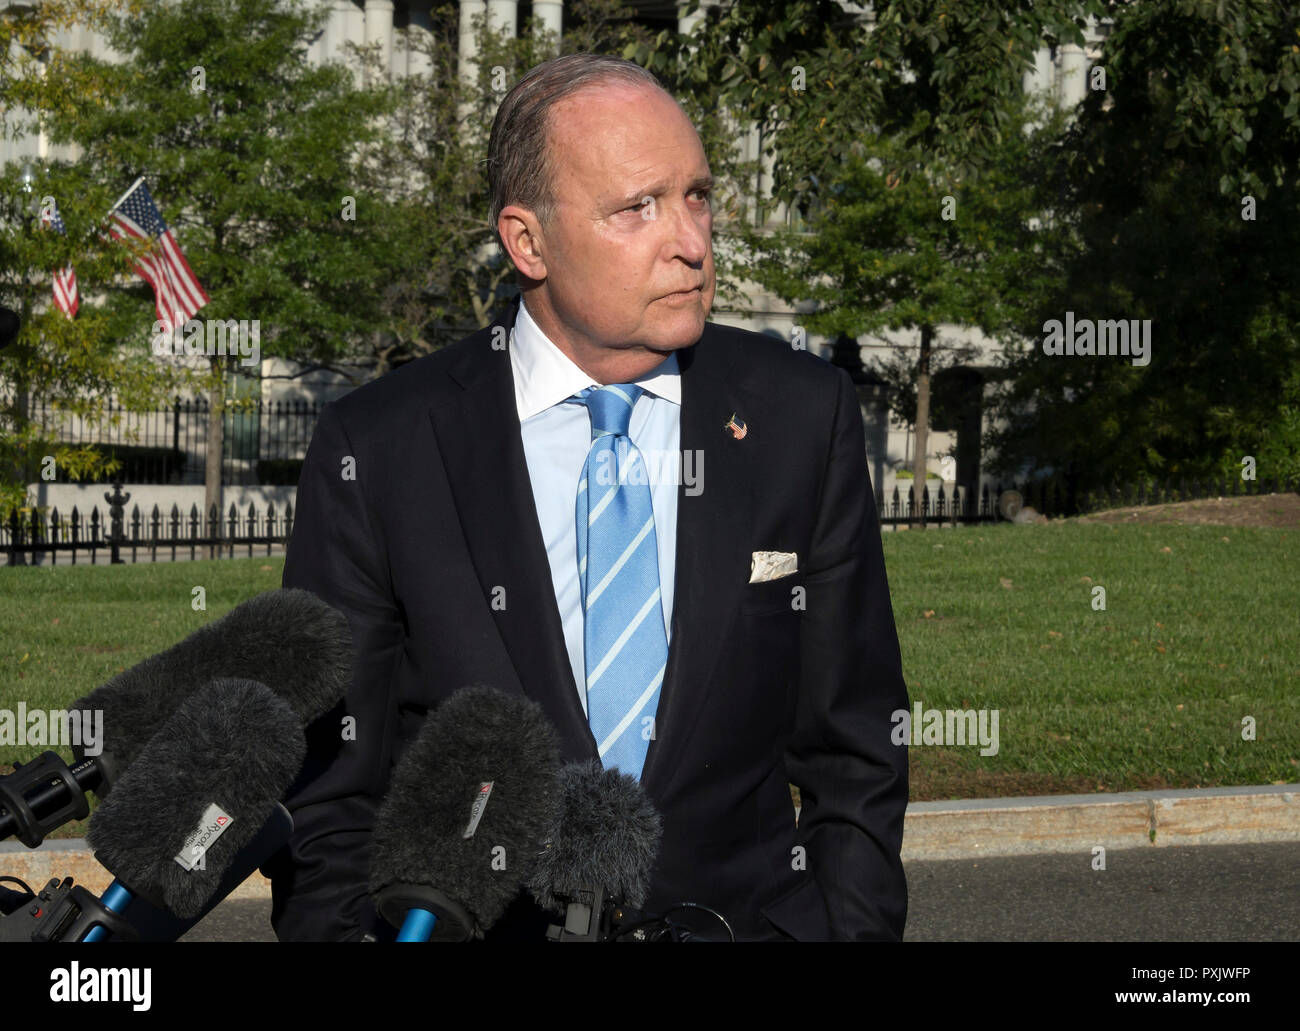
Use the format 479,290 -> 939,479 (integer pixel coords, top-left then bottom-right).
901,783 -> 1300,860
4,784 -> 1297,897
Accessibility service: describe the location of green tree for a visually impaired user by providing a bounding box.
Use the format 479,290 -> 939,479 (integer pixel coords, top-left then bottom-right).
683,0 -> 1098,509
1,0 -> 169,523
0,0 -> 138,136
986,0 -> 1300,497
38,0 -> 415,520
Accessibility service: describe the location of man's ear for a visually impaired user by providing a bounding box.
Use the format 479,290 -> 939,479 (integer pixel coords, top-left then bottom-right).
498,205 -> 548,282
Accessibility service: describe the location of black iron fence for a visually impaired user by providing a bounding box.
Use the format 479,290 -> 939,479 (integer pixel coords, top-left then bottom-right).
878,481 -> 996,527
877,472 -> 1299,528
5,471 -> 1296,564
23,397 -> 322,486
4,483 -> 294,565
1076,473 -> 1299,515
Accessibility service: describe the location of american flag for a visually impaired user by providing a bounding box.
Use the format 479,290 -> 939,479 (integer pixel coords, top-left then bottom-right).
108,178 -> 208,332
41,204 -> 79,320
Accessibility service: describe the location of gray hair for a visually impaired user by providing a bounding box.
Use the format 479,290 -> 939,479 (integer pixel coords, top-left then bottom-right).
487,53 -> 676,254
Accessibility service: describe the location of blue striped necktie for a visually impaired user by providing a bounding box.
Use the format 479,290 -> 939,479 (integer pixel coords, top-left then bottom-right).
571,383 -> 668,780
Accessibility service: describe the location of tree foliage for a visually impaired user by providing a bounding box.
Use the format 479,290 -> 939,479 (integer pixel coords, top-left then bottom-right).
1,0 -> 167,519
987,0 -> 1300,490
685,0 -> 1099,491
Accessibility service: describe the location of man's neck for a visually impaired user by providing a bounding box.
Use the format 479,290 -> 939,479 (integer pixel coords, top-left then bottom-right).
521,292 -> 675,385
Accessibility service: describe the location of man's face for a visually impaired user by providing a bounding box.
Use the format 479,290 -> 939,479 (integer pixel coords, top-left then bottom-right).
502,83 -> 716,364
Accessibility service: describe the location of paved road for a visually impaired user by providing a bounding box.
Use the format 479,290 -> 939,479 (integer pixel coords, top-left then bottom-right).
904,840 -> 1298,941
176,841 -> 1300,942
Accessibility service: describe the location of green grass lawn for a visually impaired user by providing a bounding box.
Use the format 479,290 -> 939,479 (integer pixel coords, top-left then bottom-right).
1,520 -> 1297,844
883,519 -> 1299,799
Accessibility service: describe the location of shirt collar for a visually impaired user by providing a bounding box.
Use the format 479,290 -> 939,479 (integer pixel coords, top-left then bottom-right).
511,295 -> 682,423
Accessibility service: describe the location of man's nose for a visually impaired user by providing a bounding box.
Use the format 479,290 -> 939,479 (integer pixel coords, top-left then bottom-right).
663,197 -> 710,266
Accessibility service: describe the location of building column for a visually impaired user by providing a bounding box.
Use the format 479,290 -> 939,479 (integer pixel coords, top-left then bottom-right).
459,0 -> 486,82
407,0 -> 434,77
485,0 -> 517,38
335,0 -> 366,84
460,0 -> 515,96
1023,44 -> 1053,97
532,0 -> 562,50
307,3 -> 335,65
1058,42 -> 1088,107
365,0 -> 395,82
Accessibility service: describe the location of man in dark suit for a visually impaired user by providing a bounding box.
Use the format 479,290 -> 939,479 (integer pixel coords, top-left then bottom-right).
266,53 -> 908,941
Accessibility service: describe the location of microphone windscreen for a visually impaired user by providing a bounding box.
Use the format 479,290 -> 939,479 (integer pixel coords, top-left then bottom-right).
529,760 -> 661,913
116,804 -> 293,942
86,678 -> 305,919
70,588 -> 349,789
370,686 -> 561,939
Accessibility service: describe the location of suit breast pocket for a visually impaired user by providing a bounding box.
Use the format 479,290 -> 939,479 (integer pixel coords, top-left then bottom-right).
740,574 -> 803,617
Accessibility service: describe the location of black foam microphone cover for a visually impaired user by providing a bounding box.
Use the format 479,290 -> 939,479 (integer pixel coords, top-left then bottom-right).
86,678 -> 305,919
369,686 -> 562,940
529,759 -> 661,913
70,588 -> 350,792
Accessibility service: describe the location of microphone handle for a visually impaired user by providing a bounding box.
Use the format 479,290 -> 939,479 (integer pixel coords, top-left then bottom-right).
396,909 -> 439,942
376,884 -> 475,941
82,881 -> 133,941
0,752 -> 103,846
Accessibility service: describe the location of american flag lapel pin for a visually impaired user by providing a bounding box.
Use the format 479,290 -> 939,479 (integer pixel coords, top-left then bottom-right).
724,412 -> 747,440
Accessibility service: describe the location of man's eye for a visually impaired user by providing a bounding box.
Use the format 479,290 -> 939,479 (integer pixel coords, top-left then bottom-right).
619,191 -> 709,214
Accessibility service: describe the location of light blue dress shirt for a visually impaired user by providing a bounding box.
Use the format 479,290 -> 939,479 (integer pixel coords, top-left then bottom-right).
511,297 -> 680,718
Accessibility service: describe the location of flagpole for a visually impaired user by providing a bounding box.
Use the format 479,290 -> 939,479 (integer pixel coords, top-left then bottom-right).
107,176 -> 145,215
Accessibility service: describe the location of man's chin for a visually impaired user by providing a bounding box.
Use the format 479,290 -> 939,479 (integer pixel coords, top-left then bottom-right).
650,309 -> 708,351
648,338 -> 696,355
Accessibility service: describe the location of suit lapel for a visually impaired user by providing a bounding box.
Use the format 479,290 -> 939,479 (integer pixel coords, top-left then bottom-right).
427,299 -> 756,794
427,297 -> 596,762
640,329 -> 753,796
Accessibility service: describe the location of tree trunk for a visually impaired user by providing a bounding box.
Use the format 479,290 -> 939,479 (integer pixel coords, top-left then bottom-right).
9,297 -> 32,563
911,323 -> 933,529
12,297 -> 31,484
10,376 -> 30,565
12,378 -> 29,492
204,358 -> 224,547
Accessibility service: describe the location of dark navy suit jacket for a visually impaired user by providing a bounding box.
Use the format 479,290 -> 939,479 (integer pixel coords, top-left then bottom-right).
264,295 -> 909,941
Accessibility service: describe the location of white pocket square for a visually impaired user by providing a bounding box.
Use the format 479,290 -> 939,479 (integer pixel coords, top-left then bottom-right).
750,551 -> 798,583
